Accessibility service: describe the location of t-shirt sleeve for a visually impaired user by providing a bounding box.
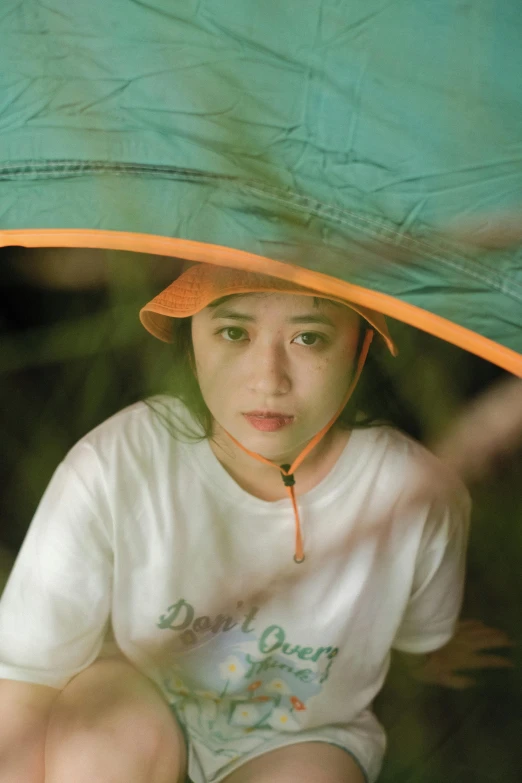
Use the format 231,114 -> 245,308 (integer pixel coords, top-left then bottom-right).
0,444 -> 113,689
392,480 -> 471,654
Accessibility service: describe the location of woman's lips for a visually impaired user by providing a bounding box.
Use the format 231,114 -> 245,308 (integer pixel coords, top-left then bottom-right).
243,412 -> 294,432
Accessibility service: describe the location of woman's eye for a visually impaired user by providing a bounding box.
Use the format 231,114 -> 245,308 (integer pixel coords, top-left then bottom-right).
220,326 -> 247,342
293,332 -> 323,346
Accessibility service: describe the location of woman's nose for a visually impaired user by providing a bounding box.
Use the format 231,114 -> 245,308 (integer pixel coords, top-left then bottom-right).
246,342 -> 291,395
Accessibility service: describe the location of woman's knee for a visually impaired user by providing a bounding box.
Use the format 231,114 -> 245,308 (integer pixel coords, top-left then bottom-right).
45,659 -> 186,783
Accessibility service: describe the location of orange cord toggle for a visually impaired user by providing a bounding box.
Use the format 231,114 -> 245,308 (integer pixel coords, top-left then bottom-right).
279,466 -> 303,563
279,466 -> 295,486
224,329 -> 374,563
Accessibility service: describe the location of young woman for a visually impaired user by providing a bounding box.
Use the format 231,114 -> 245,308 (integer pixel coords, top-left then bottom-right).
0,263 -> 470,783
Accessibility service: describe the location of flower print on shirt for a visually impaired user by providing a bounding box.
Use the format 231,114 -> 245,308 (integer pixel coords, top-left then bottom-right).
230,703 -> 261,727
200,698 -> 218,723
157,609 -> 334,751
219,656 -> 246,682
267,707 -> 300,732
290,695 -> 306,712
194,689 -> 220,701
163,674 -> 191,702
266,678 -> 291,694
219,655 -> 247,698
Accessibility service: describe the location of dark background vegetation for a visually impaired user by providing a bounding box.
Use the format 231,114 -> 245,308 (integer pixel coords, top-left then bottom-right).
1,246 -> 520,782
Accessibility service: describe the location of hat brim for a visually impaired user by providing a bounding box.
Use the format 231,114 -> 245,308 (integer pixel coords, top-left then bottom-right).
140,264 -> 397,356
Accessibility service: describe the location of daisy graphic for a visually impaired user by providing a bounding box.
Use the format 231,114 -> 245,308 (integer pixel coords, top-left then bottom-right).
266,678 -> 290,694
218,655 -> 247,698
219,656 -> 246,682
267,708 -> 300,732
230,703 -> 261,727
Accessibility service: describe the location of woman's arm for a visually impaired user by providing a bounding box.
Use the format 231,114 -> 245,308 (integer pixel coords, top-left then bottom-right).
0,448 -> 113,690
0,679 -> 60,783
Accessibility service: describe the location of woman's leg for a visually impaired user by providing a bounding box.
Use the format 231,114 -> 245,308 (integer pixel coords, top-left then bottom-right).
44,658 -> 186,783
222,742 -> 366,783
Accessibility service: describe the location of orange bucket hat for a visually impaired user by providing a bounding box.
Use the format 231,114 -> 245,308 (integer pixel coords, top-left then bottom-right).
139,263 -> 397,356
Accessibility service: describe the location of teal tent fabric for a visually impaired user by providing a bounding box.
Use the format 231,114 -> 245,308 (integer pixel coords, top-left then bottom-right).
0,0 -> 521,361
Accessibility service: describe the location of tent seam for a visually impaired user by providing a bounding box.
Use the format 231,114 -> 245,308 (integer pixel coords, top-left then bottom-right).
1,159 -> 520,303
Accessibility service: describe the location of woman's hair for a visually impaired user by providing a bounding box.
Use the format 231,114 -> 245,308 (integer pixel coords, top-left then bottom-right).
145,308 -> 418,441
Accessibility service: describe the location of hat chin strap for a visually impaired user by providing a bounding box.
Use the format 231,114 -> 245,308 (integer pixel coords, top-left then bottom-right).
222,329 -> 374,564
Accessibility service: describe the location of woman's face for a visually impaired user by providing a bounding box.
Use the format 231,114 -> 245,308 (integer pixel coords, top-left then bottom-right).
191,293 -> 361,463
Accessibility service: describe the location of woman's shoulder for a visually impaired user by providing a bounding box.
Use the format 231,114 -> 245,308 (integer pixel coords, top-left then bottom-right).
64,395 -> 196,473
352,424 -> 469,503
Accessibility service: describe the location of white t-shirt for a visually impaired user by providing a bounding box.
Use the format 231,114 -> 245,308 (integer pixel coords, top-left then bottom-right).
0,398 -> 469,783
